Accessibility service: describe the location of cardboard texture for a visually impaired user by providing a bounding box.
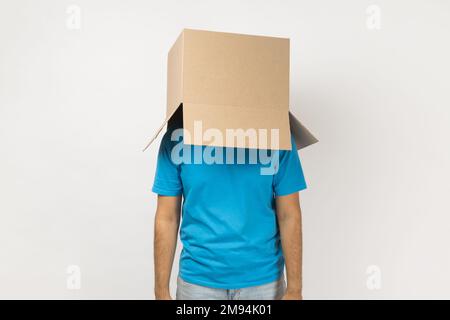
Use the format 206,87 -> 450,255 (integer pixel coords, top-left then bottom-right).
143,28 -> 317,151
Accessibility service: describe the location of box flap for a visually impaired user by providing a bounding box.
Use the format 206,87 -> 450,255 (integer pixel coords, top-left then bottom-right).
142,104 -> 181,152
289,112 -> 318,150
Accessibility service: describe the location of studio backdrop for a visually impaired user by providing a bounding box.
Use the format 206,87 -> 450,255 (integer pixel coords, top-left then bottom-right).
1,0 -> 449,299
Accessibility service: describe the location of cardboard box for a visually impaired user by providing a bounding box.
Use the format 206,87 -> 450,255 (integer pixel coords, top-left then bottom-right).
143,28 -> 317,151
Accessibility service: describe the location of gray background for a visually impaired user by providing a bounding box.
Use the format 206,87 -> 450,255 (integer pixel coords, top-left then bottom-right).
1,0 -> 449,299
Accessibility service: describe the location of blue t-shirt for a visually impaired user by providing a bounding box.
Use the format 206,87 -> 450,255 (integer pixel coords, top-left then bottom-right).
152,129 -> 307,289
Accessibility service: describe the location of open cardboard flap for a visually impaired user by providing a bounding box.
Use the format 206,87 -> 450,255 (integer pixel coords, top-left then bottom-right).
289,112 -> 319,150
143,105 -> 318,151
142,104 -> 181,152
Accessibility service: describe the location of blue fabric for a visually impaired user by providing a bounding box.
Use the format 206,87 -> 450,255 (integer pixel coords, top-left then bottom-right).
152,129 -> 307,289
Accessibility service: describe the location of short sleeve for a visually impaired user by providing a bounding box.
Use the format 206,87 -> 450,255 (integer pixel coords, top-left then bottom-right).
273,136 -> 307,196
152,132 -> 183,196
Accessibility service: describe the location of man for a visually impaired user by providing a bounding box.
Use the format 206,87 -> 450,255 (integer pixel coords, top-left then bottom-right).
152,123 -> 306,300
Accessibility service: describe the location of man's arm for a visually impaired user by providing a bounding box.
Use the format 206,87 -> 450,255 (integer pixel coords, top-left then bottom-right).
154,194 -> 182,300
275,192 -> 303,300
